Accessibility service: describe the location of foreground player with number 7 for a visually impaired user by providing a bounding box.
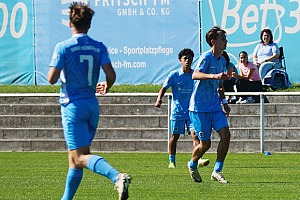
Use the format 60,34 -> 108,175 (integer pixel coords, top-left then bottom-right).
47,2 -> 131,200
187,26 -> 231,184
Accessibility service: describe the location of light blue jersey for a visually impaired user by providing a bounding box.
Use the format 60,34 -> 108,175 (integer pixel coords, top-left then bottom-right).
163,69 -> 194,120
189,50 -> 226,112
49,33 -> 111,150
49,33 -> 111,104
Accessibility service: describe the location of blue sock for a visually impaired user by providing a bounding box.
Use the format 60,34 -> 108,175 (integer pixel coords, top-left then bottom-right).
169,155 -> 175,163
61,168 -> 83,200
213,160 -> 224,173
87,155 -> 119,183
188,159 -> 198,169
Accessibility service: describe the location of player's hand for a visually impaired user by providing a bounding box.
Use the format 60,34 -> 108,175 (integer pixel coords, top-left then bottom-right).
214,72 -> 229,80
232,72 -> 238,78
223,103 -> 231,117
96,82 -> 108,95
155,100 -> 162,108
221,72 -> 230,80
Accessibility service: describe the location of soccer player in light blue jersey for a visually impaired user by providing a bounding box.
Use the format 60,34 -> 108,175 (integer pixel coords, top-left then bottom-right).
47,2 -> 130,200
187,26 -> 231,184
155,48 -> 209,169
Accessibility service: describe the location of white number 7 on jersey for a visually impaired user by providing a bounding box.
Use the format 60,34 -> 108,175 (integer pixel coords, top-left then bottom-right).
80,55 -> 93,86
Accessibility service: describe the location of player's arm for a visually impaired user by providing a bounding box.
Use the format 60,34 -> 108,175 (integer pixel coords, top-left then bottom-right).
96,63 -> 116,95
47,67 -> 61,85
218,82 -> 230,117
192,70 -> 228,80
155,87 -> 167,108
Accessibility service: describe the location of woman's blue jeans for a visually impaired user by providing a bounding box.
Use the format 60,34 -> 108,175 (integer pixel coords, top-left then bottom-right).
259,62 -> 281,80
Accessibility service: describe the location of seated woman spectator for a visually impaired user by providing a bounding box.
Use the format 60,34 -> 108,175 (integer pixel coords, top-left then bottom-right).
252,29 -> 280,83
222,51 -> 238,103
232,51 -> 262,104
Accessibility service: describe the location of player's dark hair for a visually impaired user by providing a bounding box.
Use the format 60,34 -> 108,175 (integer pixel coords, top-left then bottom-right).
206,26 -> 226,47
69,2 -> 94,29
260,28 -> 274,44
178,48 -> 194,60
221,51 -> 230,66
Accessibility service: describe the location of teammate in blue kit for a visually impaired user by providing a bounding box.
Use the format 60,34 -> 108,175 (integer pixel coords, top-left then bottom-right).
155,48 -> 209,169
47,2 -> 130,199
187,26 -> 231,184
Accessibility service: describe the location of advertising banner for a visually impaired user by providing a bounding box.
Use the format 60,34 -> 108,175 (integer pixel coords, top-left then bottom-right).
35,0 -> 200,85
0,0 -> 34,85
201,0 -> 300,83
1,1 -> 299,85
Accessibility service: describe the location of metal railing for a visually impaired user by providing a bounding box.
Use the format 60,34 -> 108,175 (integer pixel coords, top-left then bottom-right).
166,91 -> 300,153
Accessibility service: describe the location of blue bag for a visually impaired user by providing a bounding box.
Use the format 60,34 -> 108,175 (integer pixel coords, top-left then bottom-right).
262,69 -> 292,90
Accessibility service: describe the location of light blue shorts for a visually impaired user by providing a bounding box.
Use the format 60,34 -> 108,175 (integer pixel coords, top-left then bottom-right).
170,119 -> 193,135
189,110 -> 228,141
61,97 -> 99,150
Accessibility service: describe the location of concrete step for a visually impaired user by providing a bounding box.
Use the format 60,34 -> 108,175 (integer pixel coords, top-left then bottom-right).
0,138 -> 298,152
0,93 -> 299,152
0,103 -> 299,115
229,103 -> 300,115
0,93 -> 299,104
0,94 -> 161,104
0,115 -> 168,128
0,114 -> 298,128
0,104 -> 167,115
0,95 -> 59,104
1,127 -> 300,140
0,104 -> 61,115
228,114 -> 300,128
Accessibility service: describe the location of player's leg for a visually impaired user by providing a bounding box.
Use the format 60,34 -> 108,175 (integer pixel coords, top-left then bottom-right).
61,98 -> 131,199
216,127 -> 230,161
188,120 -> 209,167
211,110 -> 231,184
73,147 -> 131,200
65,145 -> 131,200
85,97 -> 131,199
60,101 -> 87,200
189,128 -> 200,147
168,134 -> 180,168
61,149 -> 84,200
168,120 -> 185,168
187,112 -> 212,182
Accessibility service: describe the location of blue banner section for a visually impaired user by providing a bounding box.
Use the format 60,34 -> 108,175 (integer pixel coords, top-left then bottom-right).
201,0 -> 300,83
1,1 -> 300,85
0,0 -> 34,85
35,0 -> 200,85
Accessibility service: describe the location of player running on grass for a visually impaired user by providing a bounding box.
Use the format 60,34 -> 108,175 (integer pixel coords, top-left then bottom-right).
187,26 -> 231,184
47,2 -> 130,199
155,48 -> 209,169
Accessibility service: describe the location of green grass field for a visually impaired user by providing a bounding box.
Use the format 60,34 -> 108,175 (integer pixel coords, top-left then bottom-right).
0,152 -> 299,200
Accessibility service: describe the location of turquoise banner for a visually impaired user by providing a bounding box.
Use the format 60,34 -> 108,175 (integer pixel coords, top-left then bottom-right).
35,0 -> 200,85
0,0 -> 34,85
1,1 -> 300,85
201,0 -> 300,83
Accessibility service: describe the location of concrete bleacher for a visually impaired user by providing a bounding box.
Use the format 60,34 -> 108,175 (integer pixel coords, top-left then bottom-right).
0,93 -> 299,153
